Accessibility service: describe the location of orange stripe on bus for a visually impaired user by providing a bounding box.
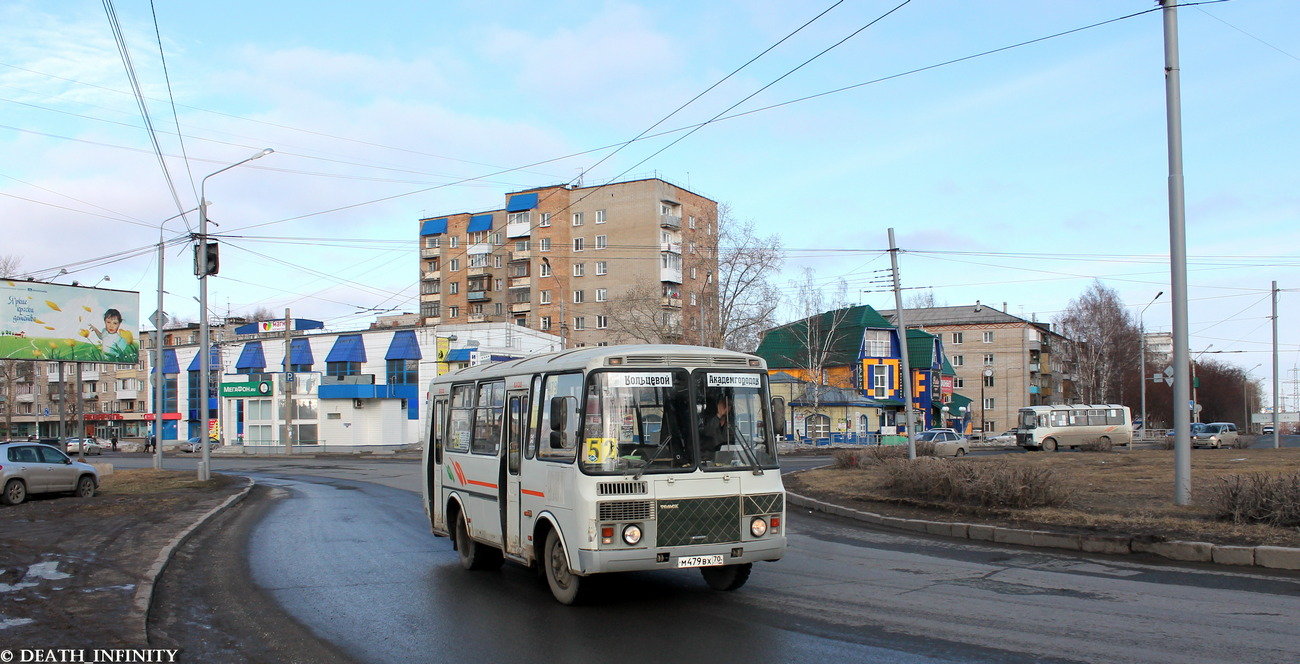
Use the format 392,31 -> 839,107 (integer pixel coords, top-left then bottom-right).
521,489 -> 545,498
467,480 -> 498,489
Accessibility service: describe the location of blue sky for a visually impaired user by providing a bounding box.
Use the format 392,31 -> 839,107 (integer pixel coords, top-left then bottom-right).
2,1 -> 1297,403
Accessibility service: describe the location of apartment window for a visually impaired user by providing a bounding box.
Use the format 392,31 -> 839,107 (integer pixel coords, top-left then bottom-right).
449,236 -> 459,248
492,232 -> 503,246
689,241 -> 696,255
539,212 -> 551,227
983,353 -> 995,366
984,420 -> 996,432
422,302 -> 440,318
469,231 -> 487,244
595,288 -> 607,302
688,215 -> 696,229
572,212 -> 584,226
468,254 -> 487,268
984,374 -> 995,388
540,316 -> 551,331
494,254 -> 504,268
448,306 -> 459,318
983,397 -> 995,410
983,331 -> 995,343
597,315 -> 608,329
494,278 -> 504,291
539,261 -> 551,277
572,317 -> 586,331
954,377 -> 964,388
426,236 -> 440,249
449,282 -> 459,295
595,235 -> 606,250
951,332 -> 963,344
596,261 -> 608,276
515,239 -> 530,252
449,258 -> 460,271
426,258 -> 439,271
421,280 -> 441,295
952,355 -> 964,366
540,290 -> 552,305
573,237 -> 585,252
689,292 -> 697,306
507,211 -> 529,225
470,304 -> 483,315
539,238 -> 551,252
690,267 -> 697,280
573,263 -> 585,277
573,290 -> 585,304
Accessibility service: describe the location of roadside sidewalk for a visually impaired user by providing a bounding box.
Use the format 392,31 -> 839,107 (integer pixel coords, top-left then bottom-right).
0,470 -> 251,649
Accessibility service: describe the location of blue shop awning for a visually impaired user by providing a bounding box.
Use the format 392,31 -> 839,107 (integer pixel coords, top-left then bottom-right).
282,337 -> 314,368
446,348 -> 472,362
235,341 -> 266,370
153,348 -> 179,374
186,346 -> 222,371
467,214 -> 493,232
326,334 -> 367,363
420,218 -> 449,236
506,193 -> 538,212
384,330 -> 422,361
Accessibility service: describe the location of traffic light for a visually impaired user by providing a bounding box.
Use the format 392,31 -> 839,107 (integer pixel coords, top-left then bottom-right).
194,242 -> 219,276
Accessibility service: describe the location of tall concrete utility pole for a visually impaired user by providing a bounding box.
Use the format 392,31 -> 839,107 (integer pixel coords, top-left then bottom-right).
1161,0 -> 1192,505
888,228 -> 916,460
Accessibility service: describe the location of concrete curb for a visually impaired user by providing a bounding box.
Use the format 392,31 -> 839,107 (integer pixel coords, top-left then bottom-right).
132,476 -> 255,644
787,491 -> 1300,571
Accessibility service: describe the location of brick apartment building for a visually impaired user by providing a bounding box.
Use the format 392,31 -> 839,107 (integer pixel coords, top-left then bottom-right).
417,178 -> 719,348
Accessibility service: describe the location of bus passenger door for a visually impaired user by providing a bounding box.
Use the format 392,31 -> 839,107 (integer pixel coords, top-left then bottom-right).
503,390 -> 528,557
429,396 -> 449,533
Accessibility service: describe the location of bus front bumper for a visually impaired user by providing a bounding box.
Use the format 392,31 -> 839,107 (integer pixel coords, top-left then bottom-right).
575,536 -> 786,575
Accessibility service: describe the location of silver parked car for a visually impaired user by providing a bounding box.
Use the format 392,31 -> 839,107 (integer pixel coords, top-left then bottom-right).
1,442 -> 99,506
914,429 -> 970,457
1193,422 -> 1240,449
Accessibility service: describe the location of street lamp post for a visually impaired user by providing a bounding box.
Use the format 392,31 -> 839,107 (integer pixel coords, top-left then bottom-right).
153,209 -> 197,470
539,257 -> 566,349
197,148 -> 273,480
1138,291 -> 1164,446
981,368 -> 993,435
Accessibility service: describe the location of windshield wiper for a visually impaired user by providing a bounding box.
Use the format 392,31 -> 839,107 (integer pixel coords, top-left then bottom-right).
729,423 -> 764,476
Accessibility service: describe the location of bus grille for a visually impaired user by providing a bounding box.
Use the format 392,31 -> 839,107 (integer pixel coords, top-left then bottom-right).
598,481 -> 647,496
657,496 -> 740,547
744,493 -> 784,515
599,500 -> 654,522
621,354 -> 752,367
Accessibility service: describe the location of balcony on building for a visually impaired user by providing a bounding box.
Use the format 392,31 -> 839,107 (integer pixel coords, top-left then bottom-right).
467,265 -> 491,277
420,246 -> 442,258
422,316 -> 441,326
659,213 -> 682,230
510,248 -> 531,261
420,292 -> 441,303
510,302 -> 531,314
467,291 -> 491,302
660,265 -> 683,284
508,276 -> 530,289
468,314 -> 487,323
661,296 -> 683,308
660,241 -> 682,254
117,388 -> 139,400
82,390 -> 99,400
17,393 -> 35,403
80,367 -> 100,381
422,270 -> 441,281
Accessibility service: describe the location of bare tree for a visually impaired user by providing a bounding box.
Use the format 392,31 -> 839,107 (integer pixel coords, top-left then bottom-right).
0,255 -> 21,436
905,288 -> 942,309
699,206 -> 784,351
1054,280 -> 1139,404
600,282 -> 687,345
781,268 -> 854,417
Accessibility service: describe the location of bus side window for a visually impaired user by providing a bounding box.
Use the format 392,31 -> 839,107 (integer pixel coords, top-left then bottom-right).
525,376 -> 541,460
433,398 -> 447,464
538,373 -> 581,461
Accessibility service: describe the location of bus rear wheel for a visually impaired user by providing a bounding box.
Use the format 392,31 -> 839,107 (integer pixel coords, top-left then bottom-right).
455,511 -> 502,571
544,529 -> 585,605
1042,437 -> 1058,452
701,563 -> 752,591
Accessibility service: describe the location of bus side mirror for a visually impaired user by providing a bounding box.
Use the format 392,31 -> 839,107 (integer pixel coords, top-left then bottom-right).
771,397 -> 786,437
549,396 -> 568,448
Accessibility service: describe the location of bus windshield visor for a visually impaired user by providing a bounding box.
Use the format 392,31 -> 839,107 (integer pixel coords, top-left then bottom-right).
581,370 -> 695,475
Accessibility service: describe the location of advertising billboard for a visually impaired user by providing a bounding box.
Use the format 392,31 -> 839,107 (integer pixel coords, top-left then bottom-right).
1,280 -> 142,364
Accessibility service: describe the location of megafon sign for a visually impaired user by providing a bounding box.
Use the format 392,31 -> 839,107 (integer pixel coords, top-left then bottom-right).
1,280 -> 142,364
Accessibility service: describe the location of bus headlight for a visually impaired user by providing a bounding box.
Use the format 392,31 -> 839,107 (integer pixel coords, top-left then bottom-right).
622,524 -> 643,545
750,517 -> 768,538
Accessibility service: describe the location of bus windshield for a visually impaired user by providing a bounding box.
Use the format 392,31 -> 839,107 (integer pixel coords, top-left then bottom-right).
579,369 -> 778,475
581,369 -> 694,475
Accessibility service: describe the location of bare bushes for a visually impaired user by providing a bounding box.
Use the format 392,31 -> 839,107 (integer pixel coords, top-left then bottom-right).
879,458 -> 1073,509
1206,472 -> 1300,527
1228,436 -> 1253,450
1078,437 -> 1115,453
831,442 -> 935,468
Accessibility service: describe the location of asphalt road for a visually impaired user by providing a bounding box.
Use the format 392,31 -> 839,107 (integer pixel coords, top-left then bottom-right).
115,453 -> 1300,664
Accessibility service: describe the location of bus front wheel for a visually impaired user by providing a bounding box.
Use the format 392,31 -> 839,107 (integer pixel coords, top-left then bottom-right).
544,529 -> 585,605
1042,437 -> 1058,452
701,563 -> 752,591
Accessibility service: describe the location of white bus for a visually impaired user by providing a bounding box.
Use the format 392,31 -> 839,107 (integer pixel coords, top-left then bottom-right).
1015,404 -> 1133,451
421,344 -> 787,604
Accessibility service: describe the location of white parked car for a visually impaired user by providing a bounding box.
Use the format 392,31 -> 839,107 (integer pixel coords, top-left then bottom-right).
64,438 -> 103,456
914,429 -> 970,457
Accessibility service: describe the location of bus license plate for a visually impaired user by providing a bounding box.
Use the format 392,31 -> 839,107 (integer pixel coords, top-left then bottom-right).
676,555 -> 724,568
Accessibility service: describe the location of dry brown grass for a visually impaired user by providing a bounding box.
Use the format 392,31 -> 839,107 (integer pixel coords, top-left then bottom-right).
100,468 -> 233,495
785,447 -> 1300,548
